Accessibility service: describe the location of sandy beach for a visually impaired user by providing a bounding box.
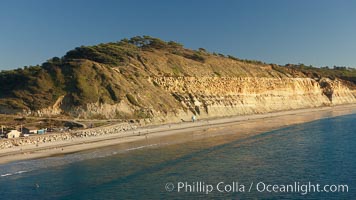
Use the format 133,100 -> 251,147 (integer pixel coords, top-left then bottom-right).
0,104 -> 356,164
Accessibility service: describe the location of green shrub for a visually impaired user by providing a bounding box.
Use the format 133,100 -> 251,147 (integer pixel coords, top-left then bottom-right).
227,55 -> 240,61
126,93 -> 140,106
183,52 -> 205,62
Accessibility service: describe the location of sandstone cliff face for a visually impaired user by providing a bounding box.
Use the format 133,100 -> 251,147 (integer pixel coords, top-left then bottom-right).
319,78 -> 356,104
38,100 -> 135,119
152,77 -> 356,119
33,76 -> 356,122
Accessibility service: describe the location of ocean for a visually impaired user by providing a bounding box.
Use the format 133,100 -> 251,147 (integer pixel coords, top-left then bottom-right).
0,114 -> 355,199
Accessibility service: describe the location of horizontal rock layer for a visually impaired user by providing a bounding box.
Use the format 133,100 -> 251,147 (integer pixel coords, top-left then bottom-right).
152,77 -> 356,118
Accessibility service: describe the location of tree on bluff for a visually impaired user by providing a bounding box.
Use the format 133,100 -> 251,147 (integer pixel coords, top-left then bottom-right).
167,41 -> 183,49
128,35 -> 169,49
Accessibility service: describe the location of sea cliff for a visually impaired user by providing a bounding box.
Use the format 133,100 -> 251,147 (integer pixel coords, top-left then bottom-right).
0,36 -> 355,122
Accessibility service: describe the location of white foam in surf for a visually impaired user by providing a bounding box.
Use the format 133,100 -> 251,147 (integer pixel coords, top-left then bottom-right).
1,173 -> 13,177
0,170 -> 27,177
125,143 -> 160,151
15,170 -> 27,174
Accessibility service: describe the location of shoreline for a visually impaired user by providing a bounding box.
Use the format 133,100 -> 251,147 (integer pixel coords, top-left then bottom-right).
1,104 -> 356,164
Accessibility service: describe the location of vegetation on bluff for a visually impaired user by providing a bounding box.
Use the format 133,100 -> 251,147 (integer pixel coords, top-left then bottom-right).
285,64 -> 356,85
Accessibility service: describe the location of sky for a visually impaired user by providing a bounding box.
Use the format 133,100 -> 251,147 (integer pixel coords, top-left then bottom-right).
1,0 -> 356,70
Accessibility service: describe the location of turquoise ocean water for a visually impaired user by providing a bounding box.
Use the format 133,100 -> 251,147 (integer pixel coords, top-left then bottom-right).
0,114 -> 355,199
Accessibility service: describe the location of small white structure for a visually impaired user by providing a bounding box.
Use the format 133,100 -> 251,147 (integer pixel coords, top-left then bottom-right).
30,129 -> 38,134
6,130 -> 21,138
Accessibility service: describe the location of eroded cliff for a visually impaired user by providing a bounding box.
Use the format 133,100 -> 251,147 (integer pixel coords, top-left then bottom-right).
152,77 -> 356,119
0,36 -> 355,122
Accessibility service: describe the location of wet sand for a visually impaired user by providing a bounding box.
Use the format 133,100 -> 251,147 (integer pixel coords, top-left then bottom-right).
0,104 -> 356,164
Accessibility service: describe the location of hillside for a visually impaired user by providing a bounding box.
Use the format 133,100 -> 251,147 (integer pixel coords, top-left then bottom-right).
1,36 -> 356,123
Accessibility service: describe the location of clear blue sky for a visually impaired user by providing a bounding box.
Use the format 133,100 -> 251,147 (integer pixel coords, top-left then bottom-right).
1,0 -> 356,70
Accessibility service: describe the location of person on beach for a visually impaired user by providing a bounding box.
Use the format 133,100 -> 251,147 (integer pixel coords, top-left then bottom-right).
192,115 -> 196,122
